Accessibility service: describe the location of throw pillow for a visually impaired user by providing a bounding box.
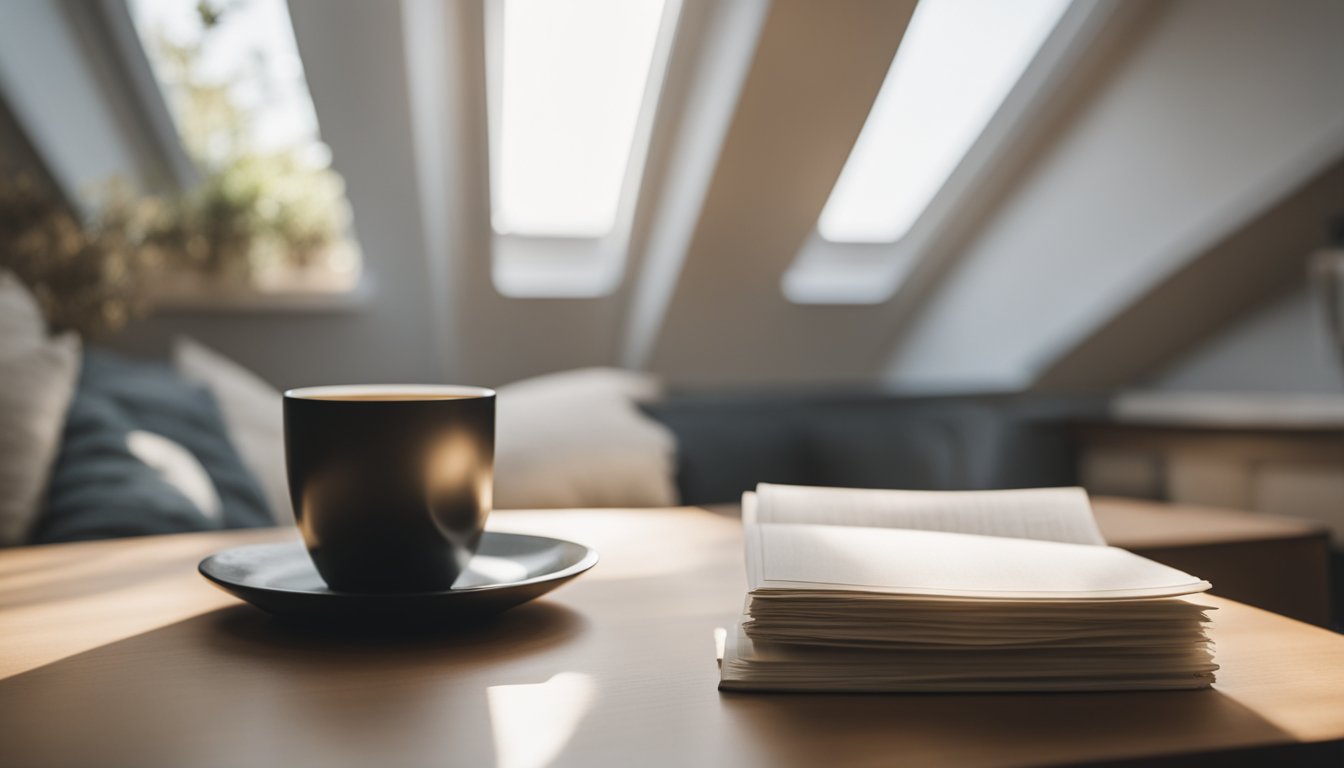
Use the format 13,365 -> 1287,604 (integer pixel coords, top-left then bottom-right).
0,334 -> 81,545
174,337 -> 292,524
0,271 -> 47,357
36,395 -> 229,542
494,367 -> 679,509
33,349 -> 273,543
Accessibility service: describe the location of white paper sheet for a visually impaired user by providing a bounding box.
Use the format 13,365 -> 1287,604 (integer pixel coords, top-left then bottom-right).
751,484 -> 1107,545
746,522 -> 1209,599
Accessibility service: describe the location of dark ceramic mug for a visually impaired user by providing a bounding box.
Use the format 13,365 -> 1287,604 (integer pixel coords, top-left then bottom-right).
283,385 -> 495,592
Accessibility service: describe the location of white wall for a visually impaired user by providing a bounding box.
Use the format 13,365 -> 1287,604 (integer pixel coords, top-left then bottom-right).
884,0 -> 1344,393
1153,286 -> 1344,393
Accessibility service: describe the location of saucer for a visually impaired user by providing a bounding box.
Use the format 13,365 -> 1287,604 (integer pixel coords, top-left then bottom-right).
199,532 -> 598,624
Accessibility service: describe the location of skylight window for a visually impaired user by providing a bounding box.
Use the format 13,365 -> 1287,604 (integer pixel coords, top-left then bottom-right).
126,0 -> 327,170
817,0 -> 1072,244
122,0 -> 359,295
488,0 -> 667,238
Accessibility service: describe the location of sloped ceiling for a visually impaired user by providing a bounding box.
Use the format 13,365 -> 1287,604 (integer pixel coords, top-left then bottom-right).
883,0 -> 1344,393
1,0 -> 1340,392
640,0 -> 1144,388
1035,157 -> 1344,391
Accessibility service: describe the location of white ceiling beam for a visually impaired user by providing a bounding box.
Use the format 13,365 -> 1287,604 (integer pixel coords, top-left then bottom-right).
401,0 -> 477,380
618,0 -> 771,369
643,0 -> 915,386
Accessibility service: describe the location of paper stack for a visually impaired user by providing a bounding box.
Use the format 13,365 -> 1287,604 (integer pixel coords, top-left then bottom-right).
719,484 -> 1218,693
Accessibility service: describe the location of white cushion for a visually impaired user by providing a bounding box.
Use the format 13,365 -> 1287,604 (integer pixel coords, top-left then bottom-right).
494,368 -> 679,509
0,271 -> 47,358
0,333 -> 80,545
173,337 -> 291,524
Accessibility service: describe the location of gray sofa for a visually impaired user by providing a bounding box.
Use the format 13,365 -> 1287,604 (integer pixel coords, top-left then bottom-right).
644,392 -> 1108,505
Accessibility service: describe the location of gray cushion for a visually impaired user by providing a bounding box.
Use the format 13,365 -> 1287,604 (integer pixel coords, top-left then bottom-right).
34,349 -> 273,543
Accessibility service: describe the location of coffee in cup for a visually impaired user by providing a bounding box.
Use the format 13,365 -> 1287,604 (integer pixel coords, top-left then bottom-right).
284,384 -> 495,592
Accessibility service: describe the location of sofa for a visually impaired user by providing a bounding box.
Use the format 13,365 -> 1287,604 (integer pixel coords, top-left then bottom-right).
646,392 -> 1108,506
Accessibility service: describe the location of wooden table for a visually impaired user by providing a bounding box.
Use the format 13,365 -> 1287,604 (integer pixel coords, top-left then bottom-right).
1094,496 -> 1331,626
2,508 -> 1343,767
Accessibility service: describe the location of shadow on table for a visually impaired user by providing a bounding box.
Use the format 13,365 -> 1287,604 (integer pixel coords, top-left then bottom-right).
204,599 -> 587,659
0,601 -> 587,767
718,687 -> 1331,767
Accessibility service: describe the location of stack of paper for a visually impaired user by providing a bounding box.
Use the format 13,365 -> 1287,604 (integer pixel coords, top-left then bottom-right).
719,484 -> 1217,693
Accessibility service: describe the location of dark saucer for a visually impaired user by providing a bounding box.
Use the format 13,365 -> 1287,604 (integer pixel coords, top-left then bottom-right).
199,532 -> 598,624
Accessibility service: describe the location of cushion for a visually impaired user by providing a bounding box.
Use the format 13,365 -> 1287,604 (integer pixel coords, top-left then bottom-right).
494,368 -> 679,509
36,396 -> 227,542
33,349 -> 273,543
0,271 -> 46,357
642,399 -> 816,506
174,337 -> 291,524
0,335 -> 81,544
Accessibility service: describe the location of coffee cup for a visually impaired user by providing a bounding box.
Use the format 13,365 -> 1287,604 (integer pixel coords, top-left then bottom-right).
283,385 -> 495,592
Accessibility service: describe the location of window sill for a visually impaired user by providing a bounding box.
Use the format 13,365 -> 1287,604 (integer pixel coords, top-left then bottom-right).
781,233 -> 917,305
146,274 -> 371,315
492,235 -> 623,298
